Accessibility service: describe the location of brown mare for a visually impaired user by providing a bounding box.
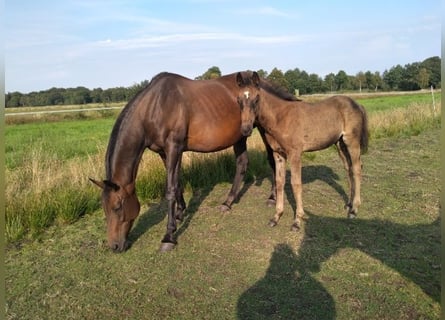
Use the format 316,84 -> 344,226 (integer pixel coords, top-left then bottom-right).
90,71 -> 297,252
236,72 -> 369,230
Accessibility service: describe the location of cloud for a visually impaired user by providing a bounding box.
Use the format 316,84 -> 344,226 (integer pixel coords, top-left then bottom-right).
94,32 -> 308,51
236,6 -> 295,18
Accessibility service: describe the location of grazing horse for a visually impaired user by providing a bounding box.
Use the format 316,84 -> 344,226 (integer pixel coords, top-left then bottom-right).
236,72 -> 369,230
90,71 -> 297,252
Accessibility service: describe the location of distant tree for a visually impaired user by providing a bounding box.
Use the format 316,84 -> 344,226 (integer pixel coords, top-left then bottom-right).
284,68 -> 301,94
324,73 -> 336,92
47,87 -> 64,105
355,71 -> 366,91
335,70 -> 349,91
416,68 -> 430,89
383,65 -> 404,90
195,66 -> 221,80
90,88 -> 103,103
267,68 -> 289,91
372,71 -> 383,91
6,92 -> 23,107
256,69 -> 268,79
421,56 -> 441,88
307,74 -> 323,94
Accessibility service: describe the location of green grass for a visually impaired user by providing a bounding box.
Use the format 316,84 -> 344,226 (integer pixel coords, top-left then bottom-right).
355,92 -> 440,113
6,128 -> 440,319
5,118 -> 114,169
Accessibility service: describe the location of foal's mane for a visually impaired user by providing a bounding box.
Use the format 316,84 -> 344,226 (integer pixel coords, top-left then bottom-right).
259,78 -> 300,101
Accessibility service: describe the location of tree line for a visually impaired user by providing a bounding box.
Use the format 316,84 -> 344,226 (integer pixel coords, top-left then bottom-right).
5,56 -> 440,108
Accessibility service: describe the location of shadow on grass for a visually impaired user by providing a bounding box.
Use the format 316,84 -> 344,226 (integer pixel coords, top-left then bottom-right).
238,164 -> 440,319
237,242 -> 336,319
127,149 -> 270,249
237,214 -> 440,319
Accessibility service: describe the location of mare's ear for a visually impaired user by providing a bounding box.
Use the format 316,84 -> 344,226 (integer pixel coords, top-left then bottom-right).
236,72 -> 245,87
103,180 -> 120,191
89,178 -> 105,190
89,178 -> 120,191
252,71 -> 260,88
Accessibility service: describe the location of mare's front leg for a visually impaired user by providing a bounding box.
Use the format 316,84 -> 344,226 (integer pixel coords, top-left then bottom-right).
160,146 -> 183,252
269,152 -> 286,227
220,138 -> 248,212
159,153 -> 186,221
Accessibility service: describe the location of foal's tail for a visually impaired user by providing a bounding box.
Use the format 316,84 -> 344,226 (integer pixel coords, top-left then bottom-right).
359,104 -> 369,154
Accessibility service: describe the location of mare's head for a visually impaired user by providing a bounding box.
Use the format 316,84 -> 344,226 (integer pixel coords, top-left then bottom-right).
236,71 -> 261,137
89,179 -> 140,252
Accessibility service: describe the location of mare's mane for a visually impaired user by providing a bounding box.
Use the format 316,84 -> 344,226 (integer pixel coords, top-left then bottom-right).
105,74 -> 164,179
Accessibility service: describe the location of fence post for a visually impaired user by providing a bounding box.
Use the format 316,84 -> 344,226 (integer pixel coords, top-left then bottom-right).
431,85 -> 436,115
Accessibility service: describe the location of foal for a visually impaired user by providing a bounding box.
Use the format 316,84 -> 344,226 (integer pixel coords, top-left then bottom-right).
236,72 -> 369,230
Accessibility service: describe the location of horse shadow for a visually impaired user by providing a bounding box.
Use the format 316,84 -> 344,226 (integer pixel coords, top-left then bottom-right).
127,149 -> 270,249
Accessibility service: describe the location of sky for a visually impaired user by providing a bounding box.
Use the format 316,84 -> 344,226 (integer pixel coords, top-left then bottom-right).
5,0 -> 441,93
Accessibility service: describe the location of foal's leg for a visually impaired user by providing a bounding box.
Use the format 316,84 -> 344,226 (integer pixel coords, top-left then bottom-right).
342,136 -> 362,218
288,152 -> 304,231
269,152 -> 286,227
348,143 -> 362,218
258,127 -> 277,206
220,138 -> 248,211
160,146 -> 183,252
335,140 -> 354,211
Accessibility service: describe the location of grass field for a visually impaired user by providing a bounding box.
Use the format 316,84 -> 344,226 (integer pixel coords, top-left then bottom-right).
5,91 -> 441,319
6,128 -> 440,319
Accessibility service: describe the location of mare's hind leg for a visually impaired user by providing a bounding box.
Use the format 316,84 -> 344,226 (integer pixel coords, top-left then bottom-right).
220,138 -> 249,212
340,136 -> 362,218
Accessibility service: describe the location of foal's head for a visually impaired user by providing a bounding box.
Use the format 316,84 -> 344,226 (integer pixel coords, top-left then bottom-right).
236,71 -> 260,137
90,179 -> 140,252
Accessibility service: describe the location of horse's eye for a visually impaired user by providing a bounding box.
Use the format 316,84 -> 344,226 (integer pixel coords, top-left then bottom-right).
113,201 -> 123,212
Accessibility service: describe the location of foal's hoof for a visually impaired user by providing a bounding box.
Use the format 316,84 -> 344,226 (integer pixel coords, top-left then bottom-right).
219,203 -> 231,212
268,220 -> 278,227
290,223 -> 300,232
347,212 -> 357,219
266,198 -> 276,207
159,242 -> 176,252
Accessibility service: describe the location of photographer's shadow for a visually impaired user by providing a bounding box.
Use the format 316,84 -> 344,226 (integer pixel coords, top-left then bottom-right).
237,243 -> 336,319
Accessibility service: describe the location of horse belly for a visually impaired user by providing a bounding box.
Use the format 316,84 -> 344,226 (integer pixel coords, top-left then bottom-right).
186,125 -> 241,152
302,124 -> 342,152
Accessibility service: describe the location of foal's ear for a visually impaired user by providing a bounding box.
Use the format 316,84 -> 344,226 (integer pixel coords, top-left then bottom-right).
252,71 -> 260,88
236,72 -> 245,87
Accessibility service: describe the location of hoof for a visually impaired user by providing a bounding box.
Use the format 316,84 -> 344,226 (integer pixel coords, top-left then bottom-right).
348,212 -> 357,219
159,242 -> 176,252
266,198 -> 276,207
290,223 -> 300,232
268,220 -> 278,227
219,203 -> 231,212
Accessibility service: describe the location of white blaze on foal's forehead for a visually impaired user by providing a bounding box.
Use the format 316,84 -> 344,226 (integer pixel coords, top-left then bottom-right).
244,91 -> 250,99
